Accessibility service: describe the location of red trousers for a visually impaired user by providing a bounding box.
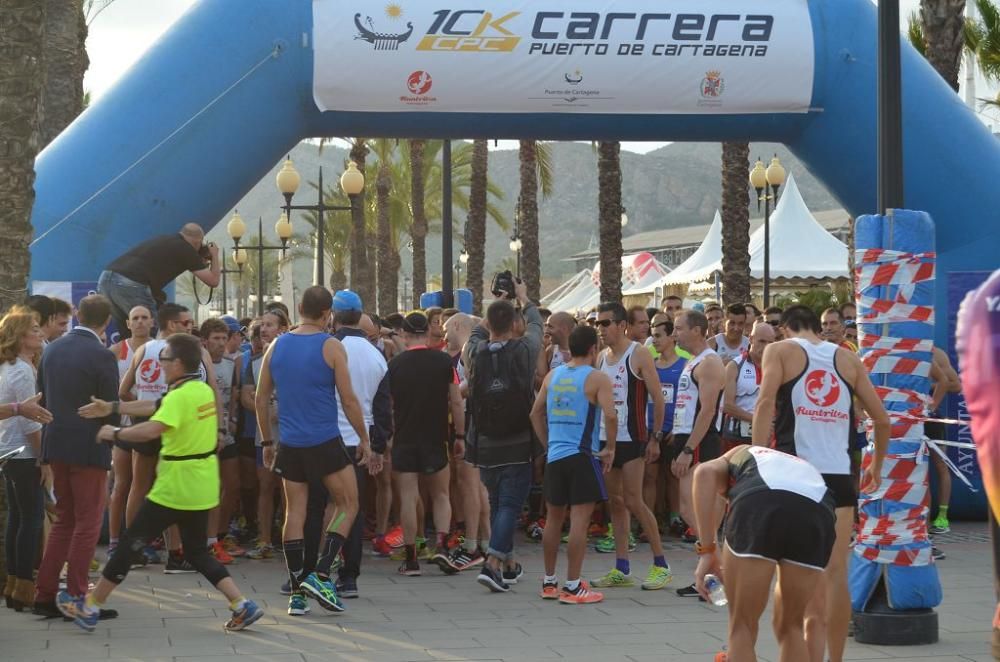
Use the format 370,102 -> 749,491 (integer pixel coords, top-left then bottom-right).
34,462 -> 108,601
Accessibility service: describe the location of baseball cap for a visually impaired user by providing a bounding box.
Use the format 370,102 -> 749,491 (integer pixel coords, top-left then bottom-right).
402,311 -> 429,335
691,301 -> 706,313
220,315 -> 242,334
333,289 -> 363,312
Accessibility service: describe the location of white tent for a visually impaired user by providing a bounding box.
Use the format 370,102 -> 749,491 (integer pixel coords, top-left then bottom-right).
544,252 -> 670,313
660,210 -> 724,285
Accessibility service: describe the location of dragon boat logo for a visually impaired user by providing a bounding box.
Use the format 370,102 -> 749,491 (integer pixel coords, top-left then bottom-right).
354,4 -> 413,51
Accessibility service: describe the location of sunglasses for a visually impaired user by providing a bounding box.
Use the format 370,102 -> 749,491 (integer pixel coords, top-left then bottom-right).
766,320 -> 781,327
595,319 -> 621,328
158,351 -> 179,362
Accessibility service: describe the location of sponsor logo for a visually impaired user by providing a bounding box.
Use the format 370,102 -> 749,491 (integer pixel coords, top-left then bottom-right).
407,70 -> 433,95
139,358 -> 161,384
804,369 -> 841,408
700,70 -> 724,98
565,70 -> 583,85
987,295 -> 1000,312
419,10 -> 521,52
353,8 -> 414,51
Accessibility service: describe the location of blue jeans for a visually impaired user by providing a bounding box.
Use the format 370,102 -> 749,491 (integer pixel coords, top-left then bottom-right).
3,459 -> 44,580
480,463 -> 532,562
98,270 -> 158,339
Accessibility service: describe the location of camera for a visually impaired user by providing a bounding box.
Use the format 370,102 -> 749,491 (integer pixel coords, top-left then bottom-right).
491,270 -> 516,299
198,242 -> 215,262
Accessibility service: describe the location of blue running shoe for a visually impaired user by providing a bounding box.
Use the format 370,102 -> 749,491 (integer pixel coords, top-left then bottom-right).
287,592 -> 310,616
55,591 -> 82,619
224,599 -> 264,631
300,572 -> 345,612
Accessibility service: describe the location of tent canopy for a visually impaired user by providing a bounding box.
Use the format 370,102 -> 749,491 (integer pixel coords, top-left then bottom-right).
544,253 -> 669,313
661,210 -> 724,285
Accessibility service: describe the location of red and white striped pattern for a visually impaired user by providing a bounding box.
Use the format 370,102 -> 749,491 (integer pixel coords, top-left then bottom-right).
854,544 -> 933,566
863,354 -> 932,379
858,295 -> 935,324
860,335 -> 934,353
856,249 -> 935,290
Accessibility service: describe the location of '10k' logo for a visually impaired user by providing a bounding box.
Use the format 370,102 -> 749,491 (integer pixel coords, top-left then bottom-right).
418,10 -> 521,52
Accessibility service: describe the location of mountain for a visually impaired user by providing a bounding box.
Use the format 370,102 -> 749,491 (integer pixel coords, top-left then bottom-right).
205,140 -> 842,286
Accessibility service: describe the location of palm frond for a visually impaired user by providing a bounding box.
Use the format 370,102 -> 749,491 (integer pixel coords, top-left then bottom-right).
907,11 -> 926,57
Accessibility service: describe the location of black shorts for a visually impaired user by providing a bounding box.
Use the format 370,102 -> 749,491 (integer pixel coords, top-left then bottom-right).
821,473 -> 858,509
116,437 -> 161,457
237,436 -> 256,459
544,453 -> 607,506
670,432 -> 721,464
725,489 -> 836,571
600,440 -> 644,469
273,437 -> 352,484
218,443 -> 239,461
392,439 -> 449,475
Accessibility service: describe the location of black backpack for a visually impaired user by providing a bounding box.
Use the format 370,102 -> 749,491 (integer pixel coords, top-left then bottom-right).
471,340 -> 532,438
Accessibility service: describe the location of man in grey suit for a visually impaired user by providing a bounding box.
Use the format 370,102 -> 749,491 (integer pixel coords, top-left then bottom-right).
33,295 -> 120,618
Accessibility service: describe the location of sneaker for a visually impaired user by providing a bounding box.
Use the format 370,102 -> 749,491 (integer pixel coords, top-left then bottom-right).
669,517 -> 686,537
676,582 -> 705,600
558,580 -> 603,604
224,599 -> 264,631
164,554 -> 196,574
55,590 -> 82,619
142,545 -> 162,564
279,580 -> 292,596
714,653 -> 728,662
336,577 -> 358,599
446,530 -> 465,550
476,565 -> 510,593
385,525 -> 404,548
526,519 -> 545,542
502,563 -> 524,585
641,564 -> 673,591
681,527 -> 698,544
89,558 -> 100,572
591,568 -> 635,588
445,547 -> 486,573
222,535 -> 246,557
398,559 -> 421,576
287,592 -> 310,616
595,530 -> 638,554
245,541 -> 274,560
299,573 -> 345,613
932,546 -> 946,561
587,522 -> 607,538
106,542 -> 117,561
540,580 -> 560,600
418,543 -> 437,562
930,517 -> 950,535
210,541 -> 234,565
371,536 -> 392,557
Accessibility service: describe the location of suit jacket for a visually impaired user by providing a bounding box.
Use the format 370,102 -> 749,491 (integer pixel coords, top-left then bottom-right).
38,328 -> 119,469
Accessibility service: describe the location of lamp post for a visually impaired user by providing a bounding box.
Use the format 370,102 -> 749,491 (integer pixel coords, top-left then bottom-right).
275,156 -> 365,289
750,155 -> 785,307
621,206 -> 629,228
219,253 -> 241,317
458,248 -> 469,288
226,211 -> 292,316
510,197 -> 522,277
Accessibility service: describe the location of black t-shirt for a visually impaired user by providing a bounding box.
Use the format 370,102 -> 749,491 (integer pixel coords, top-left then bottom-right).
107,234 -> 206,301
387,347 -> 456,447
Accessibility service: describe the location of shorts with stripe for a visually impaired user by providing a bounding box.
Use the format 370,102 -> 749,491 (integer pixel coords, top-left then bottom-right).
724,489 -> 836,571
544,453 -> 607,506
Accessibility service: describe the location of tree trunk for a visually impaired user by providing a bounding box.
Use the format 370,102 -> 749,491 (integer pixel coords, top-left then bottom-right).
518,140 -> 541,302
331,270 -> 347,292
597,141 -> 623,304
465,139 -> 488,315
409,139 -> 427,308
920,0 -> 966,91
39,0 -> 87,148
348,140 -> 374,308
720,142 -> 751,306
375,160 -> 398,316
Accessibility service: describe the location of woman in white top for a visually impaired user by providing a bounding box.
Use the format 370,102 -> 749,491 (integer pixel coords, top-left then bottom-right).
0,306 -> 49,610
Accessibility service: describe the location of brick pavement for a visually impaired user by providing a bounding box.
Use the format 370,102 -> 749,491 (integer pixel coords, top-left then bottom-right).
0,522 -> 994,662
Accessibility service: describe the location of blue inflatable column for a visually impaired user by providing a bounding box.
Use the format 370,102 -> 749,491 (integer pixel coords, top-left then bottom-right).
849,210 -> 941,643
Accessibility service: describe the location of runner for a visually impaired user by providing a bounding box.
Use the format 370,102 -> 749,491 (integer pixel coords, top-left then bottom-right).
820,307 -> 856,352
928,347 -> 961,536
661,295 -> 683,318
64,333 -> 262,633
752,304 -> 889,662
590,302 -> 672,591
708,304 -> 749,364
763,306 -> 784,340
530,324 -> 615,604
626,306 -> 650,344
670,308 -> 726,598
425,306 -> 446,350
388,312 -> 465,576
535,312 -> 575,388
705,304 -> 724,337
255,286 -> 375,615
643,318 -> 685,527
720,323 -> 774,451
692,446 -> 838,662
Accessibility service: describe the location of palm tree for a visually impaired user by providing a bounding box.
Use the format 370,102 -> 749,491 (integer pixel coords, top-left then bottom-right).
464,139 -> 489,314
408,139 -> 428,308
516,140 -> 554,303
40,0 -> 88,148
347,139 -> 374,307
965,0 -> 1000,105
916,0 -> 967,91
372,139 -> 401,315
720,142 -> 751,306
597,141 -> 623,303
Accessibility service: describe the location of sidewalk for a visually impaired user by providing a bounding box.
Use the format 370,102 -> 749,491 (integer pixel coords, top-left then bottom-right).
0,522 -> 993,662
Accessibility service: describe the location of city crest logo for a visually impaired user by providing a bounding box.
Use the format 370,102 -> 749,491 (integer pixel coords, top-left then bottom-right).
700,70 -> 725,98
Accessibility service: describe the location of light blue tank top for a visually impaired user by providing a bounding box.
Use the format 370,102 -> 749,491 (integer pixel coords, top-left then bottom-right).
269,333 -> 342,447
546,364 -> 600,463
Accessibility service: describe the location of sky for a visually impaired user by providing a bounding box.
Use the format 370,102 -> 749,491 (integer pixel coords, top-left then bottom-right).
84,0 -> 999,155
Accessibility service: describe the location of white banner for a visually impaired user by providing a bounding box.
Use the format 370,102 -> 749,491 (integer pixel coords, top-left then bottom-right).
313,0 -> 814,115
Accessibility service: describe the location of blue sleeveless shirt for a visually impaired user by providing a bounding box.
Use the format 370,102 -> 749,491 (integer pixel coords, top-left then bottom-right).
546,364 -> 600,463
269,332 -> 342,447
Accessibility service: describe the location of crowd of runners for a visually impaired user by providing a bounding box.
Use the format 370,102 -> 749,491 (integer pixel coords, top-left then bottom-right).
0,226 -> 965,662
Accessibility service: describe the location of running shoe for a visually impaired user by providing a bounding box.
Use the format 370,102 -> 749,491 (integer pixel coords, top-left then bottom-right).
55,590 -> 82,619
89,558 -> 100,572
676,583 -> 705,600
446,529 -> 466,550
142,545 -> 162,564
476,565 -> 510,593
287,592 -> 310,616
932,546 -> 946,561
336,577 -> 358,599
105,542 -> 117,561
279,580 -> 292,596
371,536 -> 392,557
419,542 -> 437,562
681,527 -> 698,544
210,541 -> 234,565
714,652 -> 728,662
245,541 -> 274,560
60,594 -> 100,633
588,522 -> 607,538
300,573 -> 345,612
558,581 -> 603,605
164,554 -> 196,574
223,535 -> 247,557
385,525 -> 404,548
224,599 -> 264,631
591,568 -> 635,588
502,563 -> 524,585
929,516 -> 950,535
540,580 -> 560,600
595,531 -> 637,554
398,559 -> 421,576
641,565 -> 672,591
444,547 -> 485,573
668,517 -> 686,537
525,519 -> 545,542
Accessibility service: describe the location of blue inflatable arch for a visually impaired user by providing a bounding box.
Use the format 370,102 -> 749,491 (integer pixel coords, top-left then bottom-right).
30,0 -> 1000,349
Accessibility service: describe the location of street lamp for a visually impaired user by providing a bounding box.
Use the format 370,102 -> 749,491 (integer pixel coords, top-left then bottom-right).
510,197 -> 522,277
749,155 -> 785,306
227,210 -> 291,316
621,206 -> 629,227
219,252 -> 242,317
275,156 -> 364,289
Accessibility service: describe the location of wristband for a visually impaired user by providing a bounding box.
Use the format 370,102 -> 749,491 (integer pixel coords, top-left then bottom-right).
113,427 -> 122,443
260,440 -> 274,448
11,402 -> 18,416
111,401 -> 119,415
681,446 -> 694,456
695,540 -> 717,555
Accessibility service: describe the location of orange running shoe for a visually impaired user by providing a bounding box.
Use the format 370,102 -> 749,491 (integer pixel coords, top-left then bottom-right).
587,523 -> 607,538
714,652 -> 728,662
211,541 -> 234,565
558,580 -> 603,605
385,525 -> 404,549
222,535 -> 246,558
540,581 -> 559,600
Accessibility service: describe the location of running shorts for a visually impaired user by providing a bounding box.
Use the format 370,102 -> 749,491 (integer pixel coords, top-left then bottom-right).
669,432 -> 722,464
273,437 -> 352,483
115,437 -> 161,457
725,489 -> 836,571
544,453 -> 607,506
821,473 -> 858,509
599,440 -> 645,469
218,443 -> 239,461
391,438 -> 449,475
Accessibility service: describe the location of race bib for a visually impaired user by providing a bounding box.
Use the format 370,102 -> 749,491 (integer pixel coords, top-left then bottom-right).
661,384 -> 674,404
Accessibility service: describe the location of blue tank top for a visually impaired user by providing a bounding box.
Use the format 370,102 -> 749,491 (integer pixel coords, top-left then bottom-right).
546,364 -> 600,463
648,357 -> 687,435
268,333 -> 342,447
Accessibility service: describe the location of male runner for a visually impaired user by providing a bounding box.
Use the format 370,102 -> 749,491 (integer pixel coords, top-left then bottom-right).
590,302 -> 671,591
708,304 -> 749,364
643,318 -> 685,525
752,304 -> 889,662
535,312 -> 575,387
531,325 -> 616,604
671,309 -> 726,597
720,322 -> 774,450
705,304 -> 724,337
255,286 -> 375,614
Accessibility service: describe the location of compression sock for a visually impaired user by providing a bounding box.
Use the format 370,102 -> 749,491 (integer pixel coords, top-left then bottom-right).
315,533 -> 346,579
283,539 -> 305,589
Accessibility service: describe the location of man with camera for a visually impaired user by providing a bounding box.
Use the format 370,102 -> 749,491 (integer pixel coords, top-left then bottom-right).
98,223 -> 221,337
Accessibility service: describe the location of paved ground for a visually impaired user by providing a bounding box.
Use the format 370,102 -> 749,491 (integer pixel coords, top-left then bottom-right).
0,522 -> 995,662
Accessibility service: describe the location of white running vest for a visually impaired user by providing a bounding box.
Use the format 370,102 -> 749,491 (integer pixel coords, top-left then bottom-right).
597,342 -> 638,443
214,356 -> 236,446
135,338 -> 208,401
673,348 -> 719,435
713,333 -> 749,364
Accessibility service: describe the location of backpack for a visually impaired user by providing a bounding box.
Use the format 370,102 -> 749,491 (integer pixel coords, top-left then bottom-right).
471,340 -> 532,438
